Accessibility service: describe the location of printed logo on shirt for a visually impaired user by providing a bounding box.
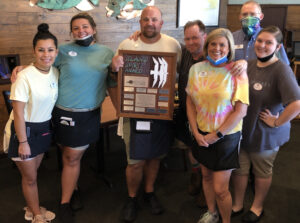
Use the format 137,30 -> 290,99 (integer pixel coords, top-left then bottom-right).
253,83 -> 263,91
198,71 -> 207,77
50,82 -> 57,88
68,51 -> 77,57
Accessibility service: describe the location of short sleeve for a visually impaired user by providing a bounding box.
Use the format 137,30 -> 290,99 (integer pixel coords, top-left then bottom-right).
105,48 -> 117,88
107,72 -> 117,88
232,72 -> 249,105
10,74 -> 29,103
185,64 -> 196,96
176,41 -> 182,65
277,64 -> 300,105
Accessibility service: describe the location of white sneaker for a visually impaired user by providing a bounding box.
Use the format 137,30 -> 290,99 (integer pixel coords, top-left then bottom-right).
197,211 -> 219,223
24,206 -> 55,221
31,214 -> 47,223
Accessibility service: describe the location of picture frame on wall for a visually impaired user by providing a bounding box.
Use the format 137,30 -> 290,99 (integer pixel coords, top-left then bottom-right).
177,0 -> 220,27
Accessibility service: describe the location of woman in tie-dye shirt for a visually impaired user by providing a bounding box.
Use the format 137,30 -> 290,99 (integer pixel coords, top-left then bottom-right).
186,28 -> 249,223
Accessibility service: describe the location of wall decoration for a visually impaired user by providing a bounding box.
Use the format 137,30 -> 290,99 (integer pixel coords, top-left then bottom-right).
28,0 -> 99,11
106,0 -> 155,20
177,0 -> 220,27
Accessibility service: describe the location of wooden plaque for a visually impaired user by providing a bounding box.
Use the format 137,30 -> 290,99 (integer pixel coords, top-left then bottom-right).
117,50 -> 177,120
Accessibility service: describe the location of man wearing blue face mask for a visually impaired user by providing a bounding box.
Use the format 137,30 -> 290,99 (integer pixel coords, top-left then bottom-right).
233,0 -> 289,65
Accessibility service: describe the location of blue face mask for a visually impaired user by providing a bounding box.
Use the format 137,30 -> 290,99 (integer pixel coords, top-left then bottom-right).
242,16 -> 260,37
206,55 -> 228,66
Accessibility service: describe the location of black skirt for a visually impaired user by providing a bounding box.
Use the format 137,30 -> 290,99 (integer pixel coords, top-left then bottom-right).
192,130 -> 241,171
52,106 -> 100,147
8,120 -> 52,159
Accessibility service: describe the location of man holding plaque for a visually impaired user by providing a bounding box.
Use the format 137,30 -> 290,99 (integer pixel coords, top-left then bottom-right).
112,6 -> 181,222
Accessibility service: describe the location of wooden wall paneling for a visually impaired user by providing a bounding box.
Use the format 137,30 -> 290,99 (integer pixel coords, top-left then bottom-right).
260,5 -> 287,34
219,0 -> 228,28
0,1 -> 39,12
0,13 -> 18,24
286,6 -> 300,30
0,47 -> 33,55
227,5 -> 241,32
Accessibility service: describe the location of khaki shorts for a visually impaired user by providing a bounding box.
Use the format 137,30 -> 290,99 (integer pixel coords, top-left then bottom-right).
123,119 -> 165,165
233,147 -> 279,178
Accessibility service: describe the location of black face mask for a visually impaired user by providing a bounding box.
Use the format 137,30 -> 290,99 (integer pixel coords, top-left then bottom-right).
75,35 -> 94,47
257,51 -> 275,62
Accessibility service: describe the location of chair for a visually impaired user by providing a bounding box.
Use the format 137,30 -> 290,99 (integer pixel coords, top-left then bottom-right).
2,90 -> 12,115
1,91 -> 13,162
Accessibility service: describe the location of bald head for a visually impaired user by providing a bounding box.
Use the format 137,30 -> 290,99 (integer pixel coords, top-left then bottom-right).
139,6 -> 163,43
141,6 -> 162,20
240,0 -> 264,21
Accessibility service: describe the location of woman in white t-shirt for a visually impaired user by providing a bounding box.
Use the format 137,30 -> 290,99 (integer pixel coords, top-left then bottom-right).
3,23 -> 59,223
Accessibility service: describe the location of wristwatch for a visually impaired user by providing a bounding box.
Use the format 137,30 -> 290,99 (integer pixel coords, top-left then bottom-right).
216,131 -> 224,139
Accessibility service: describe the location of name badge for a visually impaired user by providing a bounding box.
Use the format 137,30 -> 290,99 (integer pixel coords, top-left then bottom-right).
198,71 -> 207,77
253,83 -> 263,91
136,121 -> 151,133
235,44 -> 243,49
50,82 -> 57,88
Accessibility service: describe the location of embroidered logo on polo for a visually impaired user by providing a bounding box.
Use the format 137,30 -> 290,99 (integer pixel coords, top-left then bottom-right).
253,83 -> 263,91
68,51 -> 77,57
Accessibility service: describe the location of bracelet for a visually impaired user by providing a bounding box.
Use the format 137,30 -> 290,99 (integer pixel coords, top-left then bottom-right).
273,119 -> 279,128
19,140 -> 28,144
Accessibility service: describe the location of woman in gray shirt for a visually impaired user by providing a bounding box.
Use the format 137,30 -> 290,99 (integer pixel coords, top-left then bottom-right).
231,26 -> 300,223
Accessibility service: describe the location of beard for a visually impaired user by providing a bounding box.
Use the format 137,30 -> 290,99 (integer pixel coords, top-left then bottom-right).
142,26 -> 159,39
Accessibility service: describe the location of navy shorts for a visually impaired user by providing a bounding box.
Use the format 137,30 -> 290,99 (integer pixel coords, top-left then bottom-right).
8,120 -> 52,159
192,130 -> 241,171
52,106 -> 100,147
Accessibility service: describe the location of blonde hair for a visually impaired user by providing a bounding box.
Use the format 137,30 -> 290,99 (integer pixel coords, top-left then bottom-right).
203,28 -> 235,62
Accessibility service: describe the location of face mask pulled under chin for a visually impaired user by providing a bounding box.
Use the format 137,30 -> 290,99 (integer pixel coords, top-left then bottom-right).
241,16 -> 260,37
74,35 -> 94,47
206,55 -> 228,66
257,51 -> 276,63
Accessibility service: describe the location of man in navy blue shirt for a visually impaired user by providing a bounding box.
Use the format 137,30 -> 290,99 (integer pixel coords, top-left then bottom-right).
233,0 -> 289,64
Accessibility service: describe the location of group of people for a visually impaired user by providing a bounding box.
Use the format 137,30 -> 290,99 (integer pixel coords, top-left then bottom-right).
3,1 -> 300,223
